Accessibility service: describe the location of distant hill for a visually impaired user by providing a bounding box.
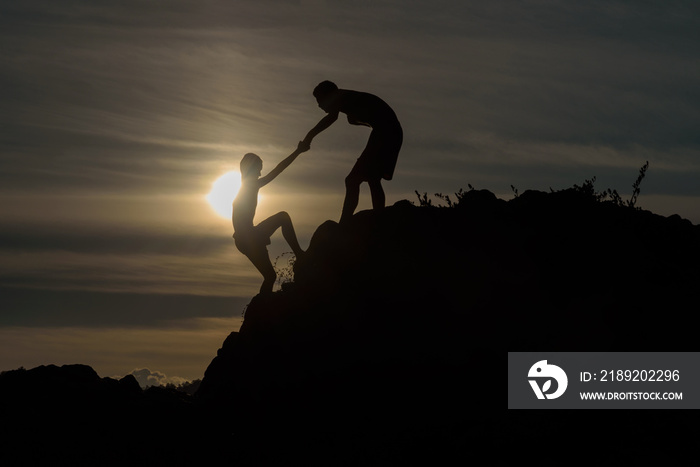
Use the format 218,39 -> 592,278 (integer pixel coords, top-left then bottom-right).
3,186 -> 699,465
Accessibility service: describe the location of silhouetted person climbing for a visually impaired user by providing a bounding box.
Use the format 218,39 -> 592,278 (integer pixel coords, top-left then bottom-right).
303,81 -> 403,223
232,141 -> 309,294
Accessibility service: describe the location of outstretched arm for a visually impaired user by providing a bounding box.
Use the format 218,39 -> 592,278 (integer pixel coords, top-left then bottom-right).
302,111 -> 338,146
258,141 -> 309,187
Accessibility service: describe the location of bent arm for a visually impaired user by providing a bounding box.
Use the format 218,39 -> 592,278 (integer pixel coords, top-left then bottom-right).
303,112 -> 338,145
258,141 -> 309,187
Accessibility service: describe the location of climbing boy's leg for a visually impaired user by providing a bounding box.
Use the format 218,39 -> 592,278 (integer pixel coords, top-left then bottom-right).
256,212 -> 304,258
245,246 -> 276,294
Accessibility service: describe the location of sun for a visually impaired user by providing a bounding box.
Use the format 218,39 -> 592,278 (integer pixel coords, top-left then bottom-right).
206,171 -> 241,219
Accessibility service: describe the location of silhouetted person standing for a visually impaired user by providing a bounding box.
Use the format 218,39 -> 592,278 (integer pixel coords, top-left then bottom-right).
303,81 -> 403,223
232,142 -> 308,294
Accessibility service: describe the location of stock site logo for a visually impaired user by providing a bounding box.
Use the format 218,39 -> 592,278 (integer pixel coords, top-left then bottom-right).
528,360 -> 568,400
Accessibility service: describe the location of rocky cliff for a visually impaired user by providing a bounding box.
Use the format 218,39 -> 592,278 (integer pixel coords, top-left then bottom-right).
196,187 -> 700,462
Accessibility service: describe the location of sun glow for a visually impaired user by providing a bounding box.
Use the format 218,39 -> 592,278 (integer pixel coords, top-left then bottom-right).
206,171 -> 241,219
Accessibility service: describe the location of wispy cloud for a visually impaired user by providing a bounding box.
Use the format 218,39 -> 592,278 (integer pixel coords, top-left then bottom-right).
0,250 -> 260,296
3,0 -> 698,204
0,287 -> 250,327
0,228 -> 230,256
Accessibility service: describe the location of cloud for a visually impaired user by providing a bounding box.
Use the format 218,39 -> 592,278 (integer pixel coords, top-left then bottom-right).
2,0 -> 698,208
0,221 -> 265,297
0,227 -> 230,256
129,368 -> 187,388
0,287 -> 251,327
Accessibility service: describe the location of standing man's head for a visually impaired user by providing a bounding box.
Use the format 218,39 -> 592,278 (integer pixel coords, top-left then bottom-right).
313,80 -> 338,112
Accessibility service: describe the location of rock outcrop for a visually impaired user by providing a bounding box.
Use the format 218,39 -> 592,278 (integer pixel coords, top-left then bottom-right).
197,188 -> 700,462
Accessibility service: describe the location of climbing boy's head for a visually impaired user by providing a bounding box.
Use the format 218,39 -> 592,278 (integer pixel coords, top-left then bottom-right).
240,153 -> 262,179
313,80 -> 338,111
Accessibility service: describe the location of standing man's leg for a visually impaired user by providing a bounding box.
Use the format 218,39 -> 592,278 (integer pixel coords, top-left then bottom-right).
246,246 -> 277,294
341,132 -> 381,224
368,178 -> 385,210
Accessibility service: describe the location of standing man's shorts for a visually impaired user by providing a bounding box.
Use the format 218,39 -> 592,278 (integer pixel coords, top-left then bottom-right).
350,122 -> 403,182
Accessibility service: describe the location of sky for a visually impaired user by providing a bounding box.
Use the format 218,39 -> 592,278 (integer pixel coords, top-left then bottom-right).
1,1 -> 699,383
